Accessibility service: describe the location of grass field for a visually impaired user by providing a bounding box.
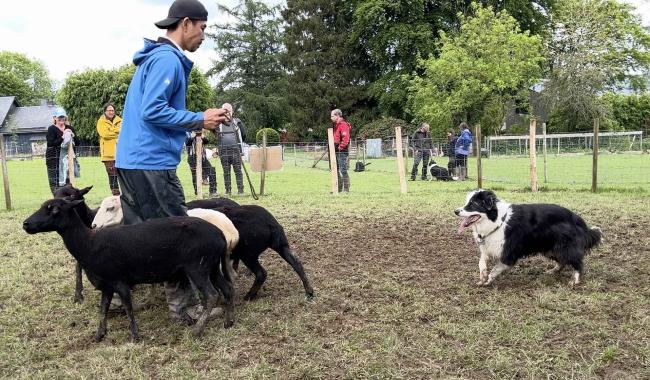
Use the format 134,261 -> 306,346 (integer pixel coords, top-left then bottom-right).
1,156 -> 649,379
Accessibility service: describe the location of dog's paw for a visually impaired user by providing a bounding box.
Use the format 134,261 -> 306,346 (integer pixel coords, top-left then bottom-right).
479,270 -> 488,283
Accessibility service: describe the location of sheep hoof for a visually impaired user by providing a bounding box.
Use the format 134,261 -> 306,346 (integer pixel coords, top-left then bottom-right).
74,295 -> 83,304
224,319 -> 234,329
130,334 -> 141,343
94,331 -> 105,342
243,293 -> 257,301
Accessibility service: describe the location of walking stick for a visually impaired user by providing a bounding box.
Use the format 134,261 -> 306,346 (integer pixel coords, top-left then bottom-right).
232,122 -> 259,200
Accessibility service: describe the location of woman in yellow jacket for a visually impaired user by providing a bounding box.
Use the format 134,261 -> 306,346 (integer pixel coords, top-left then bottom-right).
96,103 -> 122,195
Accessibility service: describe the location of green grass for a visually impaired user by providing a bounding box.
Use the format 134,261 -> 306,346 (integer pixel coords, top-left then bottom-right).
0,155 -> 649,378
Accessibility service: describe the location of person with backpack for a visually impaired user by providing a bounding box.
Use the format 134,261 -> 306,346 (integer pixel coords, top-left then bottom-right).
410,122 -> 433,181
330,109 -> 351,193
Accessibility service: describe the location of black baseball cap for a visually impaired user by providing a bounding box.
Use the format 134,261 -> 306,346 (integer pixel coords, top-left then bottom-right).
155,0 -> 208,29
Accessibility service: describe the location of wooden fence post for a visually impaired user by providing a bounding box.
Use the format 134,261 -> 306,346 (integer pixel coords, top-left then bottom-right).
327,128 -> 338,195
592,118 -> 599,193
395,127 -> 407,194
67,142 -> 75,188
0,136 -> 12,210
542,122 -> 548,183
476,124 -> 482,188
260,131 -> 267,195
529,117 -> 538,192
195,131 -> 203,199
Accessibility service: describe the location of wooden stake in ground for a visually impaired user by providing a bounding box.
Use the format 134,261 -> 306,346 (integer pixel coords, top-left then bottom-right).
260,131 -> 267,196
67,141 -> 76,188
542,122 -> 548,183
476,124 -> 482,188
327,128 -> 338,195
592,118 -> 599,193
0,135 -> 12,210
529,117 -> 538,192
195,131 -> 203,199
395,126 -> 407,194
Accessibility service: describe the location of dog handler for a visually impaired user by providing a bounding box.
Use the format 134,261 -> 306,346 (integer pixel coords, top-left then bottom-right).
115,0 -> 228,324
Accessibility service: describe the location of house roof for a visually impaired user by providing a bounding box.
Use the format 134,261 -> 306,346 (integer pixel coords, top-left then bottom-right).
0,96 -> 17,126
0,104 -> 55,135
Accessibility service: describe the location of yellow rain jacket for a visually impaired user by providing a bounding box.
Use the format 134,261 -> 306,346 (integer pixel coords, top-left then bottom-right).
96,115 -> 122,161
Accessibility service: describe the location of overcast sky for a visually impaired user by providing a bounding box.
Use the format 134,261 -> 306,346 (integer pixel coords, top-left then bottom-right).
0,0 -> 648,86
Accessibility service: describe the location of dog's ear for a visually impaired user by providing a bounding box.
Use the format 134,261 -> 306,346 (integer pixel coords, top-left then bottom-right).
482,190 -> 497,210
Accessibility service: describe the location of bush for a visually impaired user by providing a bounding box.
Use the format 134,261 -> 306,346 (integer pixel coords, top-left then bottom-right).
255,128 -> 280,145
356,117 -> 414,140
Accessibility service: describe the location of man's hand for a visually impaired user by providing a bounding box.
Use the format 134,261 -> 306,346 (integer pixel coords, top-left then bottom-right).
203,108 -> 228,130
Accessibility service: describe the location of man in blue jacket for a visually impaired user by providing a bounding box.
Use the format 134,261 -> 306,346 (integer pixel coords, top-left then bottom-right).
116,0 -> 227,324
454,122 -> 473,181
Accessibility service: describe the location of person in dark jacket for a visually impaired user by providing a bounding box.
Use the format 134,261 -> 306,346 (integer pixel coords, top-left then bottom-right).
410,122 -> 432,181
186,131 -> 217,197
215,102 -> 246,195
445,128 -> 458,176
45,108 -> 79,195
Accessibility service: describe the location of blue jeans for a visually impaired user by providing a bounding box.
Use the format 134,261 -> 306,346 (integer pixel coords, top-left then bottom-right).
336,151 -> 349,192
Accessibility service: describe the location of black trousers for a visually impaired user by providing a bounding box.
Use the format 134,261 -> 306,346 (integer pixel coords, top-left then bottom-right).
116,168 -> 187,225
188,155 -> 217,195
411,150 -> 430,179
219,146 -> 244,193
46,156 -> 59,195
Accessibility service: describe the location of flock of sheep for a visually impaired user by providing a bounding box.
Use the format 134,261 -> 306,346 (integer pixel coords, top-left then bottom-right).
22,185 -> 314,342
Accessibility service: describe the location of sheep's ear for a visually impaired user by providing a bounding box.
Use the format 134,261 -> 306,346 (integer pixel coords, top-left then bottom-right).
79,186 -> 93,196
62,199 -> 84,210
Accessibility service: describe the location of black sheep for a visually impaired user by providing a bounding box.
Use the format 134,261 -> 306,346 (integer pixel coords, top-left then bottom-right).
23,198 -> 234,342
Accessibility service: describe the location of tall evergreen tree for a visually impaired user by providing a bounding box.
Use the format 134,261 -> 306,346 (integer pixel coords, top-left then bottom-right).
282,0 -> 368,139
208,0 -> 287,141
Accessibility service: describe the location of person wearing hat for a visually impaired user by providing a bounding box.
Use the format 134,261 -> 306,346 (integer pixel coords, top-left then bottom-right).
115,0 -> 228,324
45,108 -> 79,194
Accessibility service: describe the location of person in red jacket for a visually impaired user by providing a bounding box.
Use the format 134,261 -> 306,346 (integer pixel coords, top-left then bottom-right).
330,109 -> 351,192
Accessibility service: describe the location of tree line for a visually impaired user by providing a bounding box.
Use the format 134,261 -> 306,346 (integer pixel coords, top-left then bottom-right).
1,0 -> 649,144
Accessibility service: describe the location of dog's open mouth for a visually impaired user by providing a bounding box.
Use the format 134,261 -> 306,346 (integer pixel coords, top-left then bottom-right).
458,214 -> 481,234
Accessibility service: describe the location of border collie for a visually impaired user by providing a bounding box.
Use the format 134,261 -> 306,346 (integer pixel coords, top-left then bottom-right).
454,189 -> 602,286
428,161 -> 456,181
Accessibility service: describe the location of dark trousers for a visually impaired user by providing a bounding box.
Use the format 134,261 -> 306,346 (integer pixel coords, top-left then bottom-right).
219,146 -> 244,194
411,150 -> 430,179
116,168 -> 197,317
336,151 -> 349,192
188,156 -> 217,195
103,160 -> 120,195
46,157 -> 59,195
455,153 -> 468,169
116,168 -> 187,225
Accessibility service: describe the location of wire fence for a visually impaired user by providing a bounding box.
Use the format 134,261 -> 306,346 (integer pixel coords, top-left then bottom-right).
1,130 -> 648,210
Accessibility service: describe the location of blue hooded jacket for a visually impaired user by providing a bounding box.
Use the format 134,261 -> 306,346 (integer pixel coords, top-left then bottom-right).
116,39 -> 204,170
455,128 -> 473,156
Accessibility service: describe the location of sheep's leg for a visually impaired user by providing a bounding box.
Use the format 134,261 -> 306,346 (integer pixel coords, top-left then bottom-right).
74,263 -> 83,303
210,265 -> 235,329
95,290 -> 113,342
115,284 -> 139,342
187,271 -> 221,337
232,257 -> 240,272
241,256 -> 267,301
276,245 -> 314,298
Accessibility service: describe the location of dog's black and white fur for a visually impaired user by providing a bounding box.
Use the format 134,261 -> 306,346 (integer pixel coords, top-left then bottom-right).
454,189 -> 602,286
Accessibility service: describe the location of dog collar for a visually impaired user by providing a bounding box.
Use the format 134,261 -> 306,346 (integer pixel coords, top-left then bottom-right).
476,213 -> 508,245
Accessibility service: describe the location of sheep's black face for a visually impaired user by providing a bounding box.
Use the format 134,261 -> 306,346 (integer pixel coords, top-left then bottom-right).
23,199 -> 70,234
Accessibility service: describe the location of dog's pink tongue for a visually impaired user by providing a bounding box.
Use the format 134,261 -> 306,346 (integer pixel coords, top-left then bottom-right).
458,218 -> 468,234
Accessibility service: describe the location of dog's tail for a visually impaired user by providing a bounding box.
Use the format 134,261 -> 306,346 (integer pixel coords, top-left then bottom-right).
586,226 -> 603,252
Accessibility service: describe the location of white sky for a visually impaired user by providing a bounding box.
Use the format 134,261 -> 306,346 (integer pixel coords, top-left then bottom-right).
0,0 -> 648,86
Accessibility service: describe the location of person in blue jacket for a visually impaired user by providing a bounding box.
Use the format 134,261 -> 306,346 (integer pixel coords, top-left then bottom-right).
115,0 -> 227,324
454,122 -> 473,180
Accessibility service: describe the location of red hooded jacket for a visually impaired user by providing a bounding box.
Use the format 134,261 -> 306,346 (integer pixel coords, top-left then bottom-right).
333,119 -> 351,151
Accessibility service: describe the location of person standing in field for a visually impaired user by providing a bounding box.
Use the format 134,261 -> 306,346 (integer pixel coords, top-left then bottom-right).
45,108 -> 79,195
115,0 -> 228,324
410,122 -> 432,181
454,122 -> 472,181
330,108 -> 351,193
214,102 -> 245,195
96,103 -> 122,195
